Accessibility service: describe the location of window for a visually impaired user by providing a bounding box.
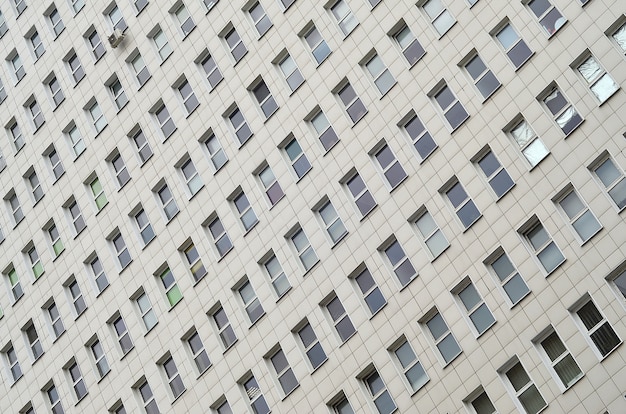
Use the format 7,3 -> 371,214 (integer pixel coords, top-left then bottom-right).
207,215 -> 232,258
442,178 -> 481,229
26,244 -> 44,279
538,84 -> 582,135
88,337 -> 110,378
464,387 -> 497,414
241,374 -> 270,414
302,24 -> 331,64
28,30 -> 45,59
571,296 -> 621,358
309,109 -> 338,151
226,105 -> 252,145
237,279 -> 264,323
131,127 -> 153,164
47,146 -> 65,180
223,26 -> 247,63
248,1 -> 271,36
4,343 -> 22,382
295,321 -> 326,370
198,50 -> 223,90
453,278 -> 495,336
353,266 -> 385,315
47,75 -> 65,107
364,53 -> 395,95
525,0 -> 566,36
534,329 -> 583,390
88,176 -> 108,211
390,338 -> 428,392
110,152 -> 130,188
361,368 -> 396,414
70,0 -> 84,13
134,289 -> 157,332
46,221 -> 64,257
134,0 -> 148,13
262,252 -> 290,297
401,113 -> 436,162
372,143 -> 407,190
382,238 -> 417,287
66,51 -> 85,84
155,181 -> 179,221
257,164 -> 284,206
47,6 -> 65,37
507,117 -> 548,167
430,82 -> 468,130
26,99 -> 45,131
65,124 -> 85,158
159,267 -> 183,307
610,266 -> 626,304
329,0 -> 357,36
172,3 -> 195,37
130,53 -> 151,87
108,77 -> 128,111
278,0 -> 295,10
136,379 -> 159,414
268,347 -> 298,395
232,190 -> 258,231
554,186 -> 601,243
590,154 -> 626,210
610,20 -> 626,54
499,358 -> 547,414
133,208 -> 155,245
153,102 -> 176,139
325,294 -> 356,343
162,355 -> 185,398
86,28 -> 105,61
200,130 -> 228,173
186,330 -> 211,374
8,121 -> 25,152
111,231 -> 131,269
519,217 -> 565,274
67,198 -> 86,234
474,149 -> 514,199
413,208 -> 449,259
211,305 -> 237,349
87,100 -> 107,134
7,191 -> 24,225
283,137 -> 311,179
289,226 -> 318,271
344,170 -> 377,216
574,53 -> 619,103
493,21 -> 533,69
176,78 -> 199,114
9,52 -> 25,83
111,314 -> 133,355
66,361 -> 87,400
179,157 -> 203,196
89,255 -> 109,294
6,267 -> 23,302
420,0 -> 455,36
66,279 -> 86,316
317,199 -> 347,244
0,76 -> 6,103
392,23 -> 425,66
330,394 -> 355,414
213,399 -> 233,414
422,309 -> 461,364
0,11 -> 7,38
182,241 -> 207,282
251,78 -> 278,118
462,53 -> 500,99
23,322 -> 44,360
44,382 -> 65,414
106,4 -> 127,31
336,81 -> 367,124
277,52 -> 304,92
151,28 -> 172,61
27,169 -> 44,203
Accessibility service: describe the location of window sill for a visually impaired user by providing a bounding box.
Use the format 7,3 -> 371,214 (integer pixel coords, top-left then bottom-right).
33,122 -> 46,134
181,26 -> 196,40
196,364 -> 212,380
508,290 -> 532,309
51,99 -> 64,111
406,378 -> 430,397
52,249 -> 65,262
560,374 -> 584,394
95,284 -> 110,298
94,202 -> 109,216
237,133 -> 254,149
164,211 -> 180,225
221,340 -> 238,355
116,101 -> 129,114
207,77 -> 223,92
293,167 -> 312,183
337,331 -> 358,347
167,299 -> 184,312
435,21 -> 457,40
321,139 -> 340,155
74,392 -> 89,406
314,52 -> 332,68
266,194 -> 285,210
96,370 -> 111,384
339,24 -> 359,40
302,259 -> 321,277
232,51 -> 248,67
256,26 -> 273,41
9,376 -> 23,388
118,260 -> 133,275
141,236 -> 156,250
120,347 -> 135,360
52,330 -> 66,344
171,389 -> 187,404
94,124 -> 109,139
192,272 -> 208,287
73,226 -> 87,240
137,77 -> 152,91
185,104 -> 200,118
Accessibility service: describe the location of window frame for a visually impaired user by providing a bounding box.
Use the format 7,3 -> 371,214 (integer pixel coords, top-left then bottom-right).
518,216 -> 565,275
503,115 -> 549,168
588,151 -> 626,212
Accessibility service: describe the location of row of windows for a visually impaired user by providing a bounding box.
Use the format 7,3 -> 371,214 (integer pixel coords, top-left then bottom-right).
4,276 -> 623,414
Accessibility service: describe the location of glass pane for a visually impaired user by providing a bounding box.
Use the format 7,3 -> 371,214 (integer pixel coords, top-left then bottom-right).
539,8 -> 565,35
556,107 -> 582,135
416,213 -> 437,236
278,368 -> 298,394
518,385 -> 546,414
405,362 -> 428,391
427,314 -> 447,339
476,71 -> 500,98
395,260 -> 416,285
336,317 -> 356,341
608,180 -> 626,209
458,284 -> 480,310
458,201 -> 481,227
572,211 -> 600,241
543,89 -> 567,115
435,86 -> 455,109
469,304 -> 495,333
384,162 -> 407,188
425,230 -> 448,257
508,40 -> 533,68
445,101 -> 468,129
503,274 -> 529,303
553,354 -> 582,387
497,25 -> 518,49
373,391 -> 396,414
537,242 -> 564,272
465,56 -> 486,80
306,342 -> 326,368
506,362 -> 530,391
167,285 -> 183,306
590,322 -> 621,356
578,57 -> 602,83
528,0 -> 550,17
491,169 -> 515,197
522,139 -> 549,166
613,24 -> 626,51
437,333 -> 461,362
590,73 -> 619,102
356,192 -> 376,215
364,288 -> 386,313
472,392 -> 496,414
433,11 -> 455,35
560,192 -> 584,218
